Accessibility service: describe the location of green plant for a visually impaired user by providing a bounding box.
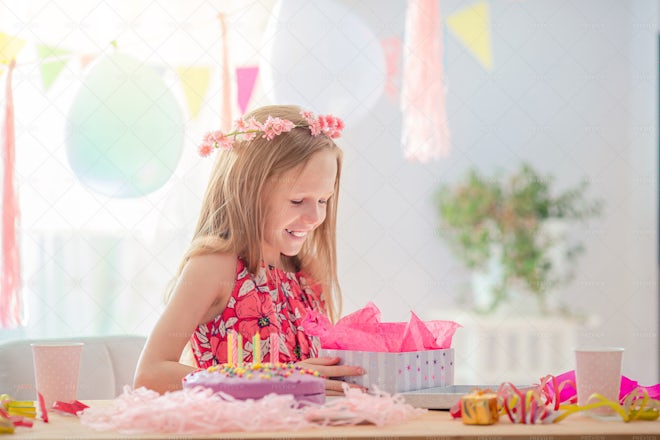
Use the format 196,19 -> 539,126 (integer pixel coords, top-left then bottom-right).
434,163 -> 602,314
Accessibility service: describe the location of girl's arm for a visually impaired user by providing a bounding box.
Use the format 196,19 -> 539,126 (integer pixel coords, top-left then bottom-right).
133,253 -> 236,393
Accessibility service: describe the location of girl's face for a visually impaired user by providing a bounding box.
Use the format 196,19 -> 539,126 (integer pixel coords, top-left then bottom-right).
261,149 -> 337,267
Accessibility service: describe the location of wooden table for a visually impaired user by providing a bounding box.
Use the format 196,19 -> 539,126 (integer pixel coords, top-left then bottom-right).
10,402 -> 660,439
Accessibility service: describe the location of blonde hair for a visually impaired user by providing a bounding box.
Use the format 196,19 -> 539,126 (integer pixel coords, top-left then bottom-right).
175,104 -> 343,321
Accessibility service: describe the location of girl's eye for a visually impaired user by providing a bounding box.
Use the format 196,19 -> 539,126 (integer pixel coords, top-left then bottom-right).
291,200 -> 303,205
318,199 -> 328,205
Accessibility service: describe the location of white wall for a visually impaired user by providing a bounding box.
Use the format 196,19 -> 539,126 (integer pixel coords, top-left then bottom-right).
335,0 -> 659,385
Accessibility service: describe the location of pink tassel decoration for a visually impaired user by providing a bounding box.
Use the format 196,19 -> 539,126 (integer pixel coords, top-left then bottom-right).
1,59 -> 23,328
217,13 -> 233,131
400,0 -> 451,162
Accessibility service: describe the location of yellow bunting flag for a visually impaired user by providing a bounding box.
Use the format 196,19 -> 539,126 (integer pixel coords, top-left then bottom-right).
36,44 -> 72,90
176,66 -> 212,119
0,33 -> 26,75
446,1 -> 493,70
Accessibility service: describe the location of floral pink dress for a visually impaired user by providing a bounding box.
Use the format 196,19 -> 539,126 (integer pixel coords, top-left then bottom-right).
190,257 -> 326,368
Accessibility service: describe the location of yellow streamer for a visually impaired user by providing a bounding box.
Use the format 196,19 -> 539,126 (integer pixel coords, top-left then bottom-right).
556,389 -> 660,423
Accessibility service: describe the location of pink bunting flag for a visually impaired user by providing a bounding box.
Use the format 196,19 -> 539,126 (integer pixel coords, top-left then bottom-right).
78,53 -> 97,69
1,59 -> 22,329
400,0 -> 451,162
236,66 -> 259,115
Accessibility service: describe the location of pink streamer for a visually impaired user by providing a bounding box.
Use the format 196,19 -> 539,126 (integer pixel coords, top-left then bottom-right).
400,0 -> 451,162
1,59 -> 22,329
548,370 -> 660,402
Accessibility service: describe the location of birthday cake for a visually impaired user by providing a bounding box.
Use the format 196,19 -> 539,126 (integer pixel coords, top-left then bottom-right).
182,363 -> 325,405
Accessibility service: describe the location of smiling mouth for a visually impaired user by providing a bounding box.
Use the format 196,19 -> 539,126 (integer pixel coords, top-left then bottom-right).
286,229 -> 308,238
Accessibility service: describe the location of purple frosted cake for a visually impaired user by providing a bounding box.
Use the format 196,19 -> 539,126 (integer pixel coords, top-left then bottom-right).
182,363 -> 325,405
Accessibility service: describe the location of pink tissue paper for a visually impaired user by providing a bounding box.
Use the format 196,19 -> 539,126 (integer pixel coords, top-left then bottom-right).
306,302 -> 461,393
304,301 -> 460,352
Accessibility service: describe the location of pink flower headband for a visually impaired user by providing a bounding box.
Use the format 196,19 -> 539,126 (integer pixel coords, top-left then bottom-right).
198,111 -> 345,157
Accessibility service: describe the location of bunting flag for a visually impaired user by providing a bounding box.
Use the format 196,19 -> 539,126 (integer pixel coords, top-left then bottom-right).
79,53 -> 98,69
236,66 -> 259,115
0,33 -> 26,76
36,44 -> 72,90
400,0 -> 451,162
1,59 -> 23,328
176,66 -> 212,119
446,1 -> 493,70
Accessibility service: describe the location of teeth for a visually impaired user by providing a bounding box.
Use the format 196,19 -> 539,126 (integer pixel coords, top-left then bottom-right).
287,229 -> 307,238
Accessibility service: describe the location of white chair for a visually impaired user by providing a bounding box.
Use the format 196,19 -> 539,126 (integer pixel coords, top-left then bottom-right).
0,335 -> 146,401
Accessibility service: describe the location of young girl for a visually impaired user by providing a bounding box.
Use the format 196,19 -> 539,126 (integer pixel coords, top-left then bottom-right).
134,104 -> 364,395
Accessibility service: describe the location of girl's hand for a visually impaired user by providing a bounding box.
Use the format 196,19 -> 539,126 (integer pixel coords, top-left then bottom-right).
295,356 -> 366,396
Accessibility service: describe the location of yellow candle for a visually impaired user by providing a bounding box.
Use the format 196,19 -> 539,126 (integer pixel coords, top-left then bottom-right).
253,333 -> 261,363
227,331 -> 234,365
237,334 -> 243,366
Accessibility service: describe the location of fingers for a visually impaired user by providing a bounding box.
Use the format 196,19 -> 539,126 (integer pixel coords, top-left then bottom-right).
299,356 -> 341,366
324,379 -> 367,395
301,363 -> 364,378
325,365 -> 365,378
296,357 -> 365,378
326,390 -> 345,397
324,378 -> 345,394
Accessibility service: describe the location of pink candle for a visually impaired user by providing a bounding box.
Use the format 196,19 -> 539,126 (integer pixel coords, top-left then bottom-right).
230,330 -> 239,366
269,332 -> 279,363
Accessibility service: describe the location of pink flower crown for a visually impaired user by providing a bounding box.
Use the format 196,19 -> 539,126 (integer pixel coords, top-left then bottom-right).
198,111 -> 345,157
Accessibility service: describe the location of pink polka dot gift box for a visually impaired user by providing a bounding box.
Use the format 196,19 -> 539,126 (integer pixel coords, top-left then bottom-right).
305,302 -> 461,393
320,347 -> 455,393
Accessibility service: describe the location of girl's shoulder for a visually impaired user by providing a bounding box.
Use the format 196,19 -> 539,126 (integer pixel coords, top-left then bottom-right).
184,252 -> 239,291
181,252 -> 239,323
186,251 -> 238,271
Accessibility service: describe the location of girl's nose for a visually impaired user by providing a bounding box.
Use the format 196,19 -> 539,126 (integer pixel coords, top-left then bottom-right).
302,203 -> 323,225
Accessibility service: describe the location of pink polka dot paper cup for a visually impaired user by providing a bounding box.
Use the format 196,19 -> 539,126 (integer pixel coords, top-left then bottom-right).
31,342 -> 84,409
574,346 -> 624,419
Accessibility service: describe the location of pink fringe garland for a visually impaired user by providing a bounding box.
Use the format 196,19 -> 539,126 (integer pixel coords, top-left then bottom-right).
1,59 -> 22,329
400,0 -> 451,162
79,386 -> 425,435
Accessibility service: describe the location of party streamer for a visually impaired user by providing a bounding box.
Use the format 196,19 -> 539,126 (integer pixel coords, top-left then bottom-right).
1,59 -> 22,329
450,374 -> 660,424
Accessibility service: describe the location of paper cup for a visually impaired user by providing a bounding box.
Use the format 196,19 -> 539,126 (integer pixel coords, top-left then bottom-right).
31,342 -> 84,408
574,346 -> 623,418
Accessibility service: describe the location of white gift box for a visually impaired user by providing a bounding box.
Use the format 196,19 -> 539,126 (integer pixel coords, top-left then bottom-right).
319,348 -> 454,393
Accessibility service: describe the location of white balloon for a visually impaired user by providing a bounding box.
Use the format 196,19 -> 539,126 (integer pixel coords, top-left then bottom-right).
260,0 -> 386,124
